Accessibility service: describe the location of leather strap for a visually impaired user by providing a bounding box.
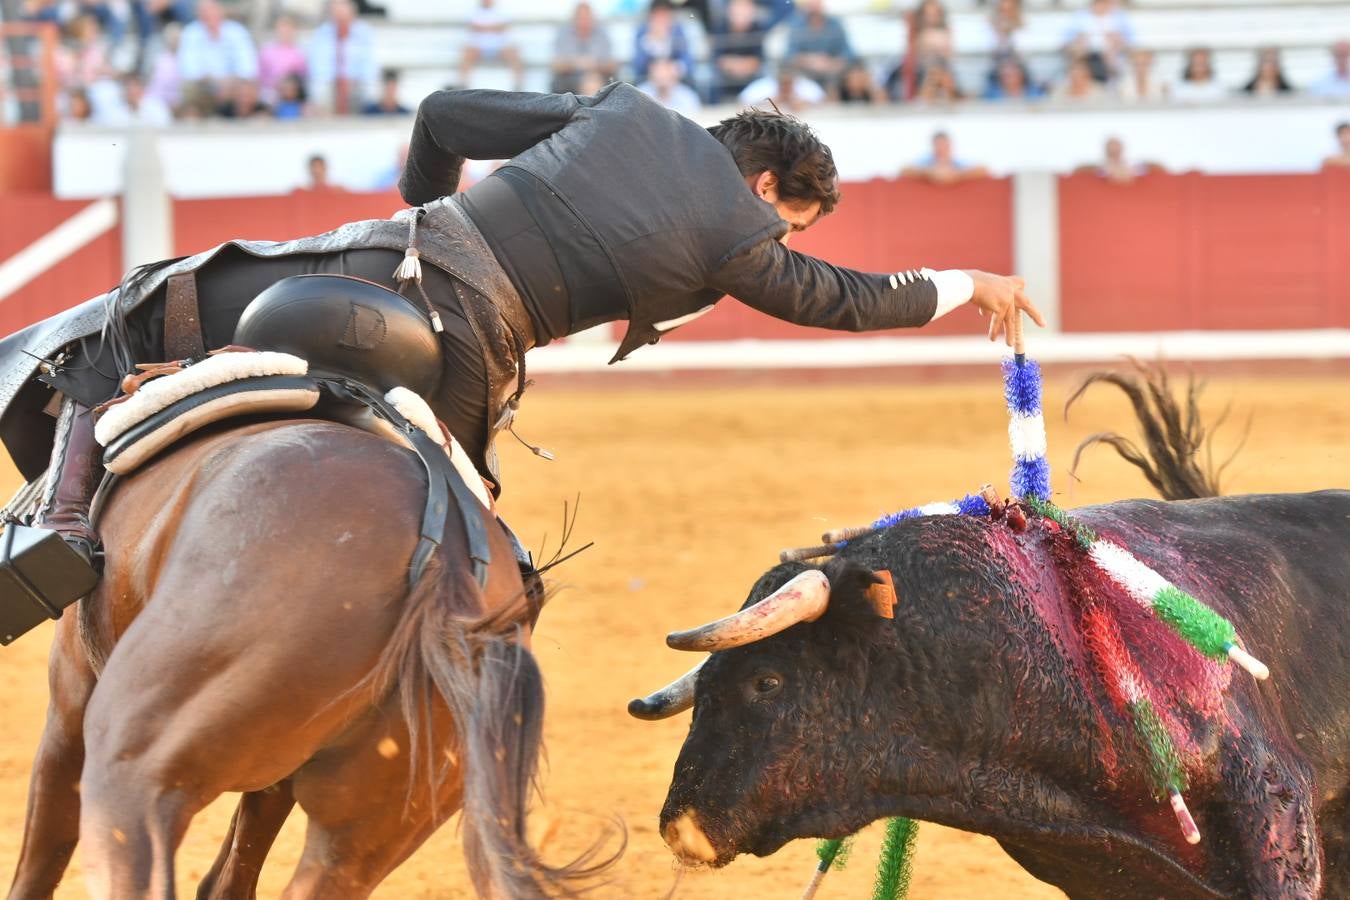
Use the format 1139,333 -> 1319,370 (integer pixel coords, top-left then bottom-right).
164,272 -> 206,361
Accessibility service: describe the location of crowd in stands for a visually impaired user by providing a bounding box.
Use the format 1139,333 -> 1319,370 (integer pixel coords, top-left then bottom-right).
16,0 -> 1350,134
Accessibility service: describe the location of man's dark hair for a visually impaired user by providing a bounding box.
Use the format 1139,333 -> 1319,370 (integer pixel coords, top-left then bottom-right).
708,108 -> 841,216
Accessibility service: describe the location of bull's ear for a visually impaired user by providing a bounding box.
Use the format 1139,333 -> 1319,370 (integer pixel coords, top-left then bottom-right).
818,557 -> 898,644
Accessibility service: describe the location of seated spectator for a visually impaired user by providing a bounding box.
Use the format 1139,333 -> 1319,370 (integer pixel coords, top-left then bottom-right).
901,131 -> 989,184
708,0 -> 768,103
1075,136 -> 1159,183
987,0 -> 1023,60
1322,122 -> 1350,169
1052,56 -> 1106,102
837,60 -> 886,105
1308,40 -> 1350,99
94,72 -> 173,125
308,0 -> 379,113
892,0 -> 954,101
638,56 -> 702,116
258,14 -> 307,106
913,60 -> 963,105
983,57 -> 1043,101
633,0 -> 693,83
54,13 -> 117,91
273,73 -> 308,119
1116,48 -> 1166,103
219,79 -> 270,118
362,68 -> 410,115
64,86 -> 94,121
177,0 -> 258,108
145,21 -> 184,111
786,0 -> 854,91
738,65 -> 827,112
1243,47 -> 1294,97
1064,0 -> 1133,77
1172,47 -> 1227,103
459,0 -> 525,91
551,2 -> 616,94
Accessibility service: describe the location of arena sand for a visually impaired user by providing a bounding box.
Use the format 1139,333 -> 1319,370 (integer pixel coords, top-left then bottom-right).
1,372 -> 1346,898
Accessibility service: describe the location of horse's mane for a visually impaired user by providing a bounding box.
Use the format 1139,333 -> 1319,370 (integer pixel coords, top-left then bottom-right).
1065,358 -> 1248,501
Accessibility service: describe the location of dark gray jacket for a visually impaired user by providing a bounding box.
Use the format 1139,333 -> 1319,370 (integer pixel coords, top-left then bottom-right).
399,82 -> 939,361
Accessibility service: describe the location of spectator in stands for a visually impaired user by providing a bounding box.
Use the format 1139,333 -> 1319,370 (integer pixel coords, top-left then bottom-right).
901,131 -> 988,184
273,73 -> 307,119
638,56 -> 702,115
257,14 -> 307,106
177,0 -> 258,109
1064,0 -> 1133,83
94,72 -> 173,125
64,86 -> 94,121
912,60 -> 963,105
1077,136 -> 1158,183
459,0 -> 525,91
1242,47 -> 1294,97
362,68 -> 410,115
1322,121 -> 1350,169
1052,55 -> 1106,102
551,2 -> 616,94
144,21 -> 183,111
738,64 -> 827,111
987,0 -> 1023,60
306,153 -> 334,190
1308,40 -> 1350,99
219,78 -> 270,118
708,0 -> 769,104
1171,47 -> 1227,103
308,0 -> 379,113
633,0 -> 694,83
837,61 -> 886,105
1116,48 -> 1166,103
983,57 -> 1042,101
54,13 -> 116,90
786,0 -> 854,91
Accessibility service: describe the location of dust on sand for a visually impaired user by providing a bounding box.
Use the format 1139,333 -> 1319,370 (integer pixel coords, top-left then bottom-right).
1,374 -> 1345,897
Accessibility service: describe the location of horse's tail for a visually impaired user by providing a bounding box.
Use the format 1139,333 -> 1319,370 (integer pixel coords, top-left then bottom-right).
369,551 -> 621,898
1065,358 -> 1247,500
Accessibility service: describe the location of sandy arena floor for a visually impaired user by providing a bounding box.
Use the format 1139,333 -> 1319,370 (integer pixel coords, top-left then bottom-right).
1,370 -> 1347,898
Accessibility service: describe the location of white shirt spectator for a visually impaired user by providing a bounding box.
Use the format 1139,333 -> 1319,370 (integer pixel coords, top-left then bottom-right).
470,3 -> 511,56
638,79 -> 702,117
306,18 -> 378,104
1308,41 -> 1350,99
177,18 -> 258,83
738,74 -> 827,107
1064,0 -> 1135,53
94,93 -> 173,127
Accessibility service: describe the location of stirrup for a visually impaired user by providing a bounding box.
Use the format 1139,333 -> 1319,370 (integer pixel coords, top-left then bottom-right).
0,523 -> 100,645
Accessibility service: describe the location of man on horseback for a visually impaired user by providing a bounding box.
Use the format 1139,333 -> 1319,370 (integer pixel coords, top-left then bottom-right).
0,82 -> 1042,617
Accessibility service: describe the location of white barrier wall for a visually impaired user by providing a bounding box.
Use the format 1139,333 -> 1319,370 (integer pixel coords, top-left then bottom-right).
53,100 -> 1350,200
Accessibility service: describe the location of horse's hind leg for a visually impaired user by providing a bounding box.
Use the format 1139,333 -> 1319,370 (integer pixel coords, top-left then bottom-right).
196,782 -> 295,900
8,614 -> 96,900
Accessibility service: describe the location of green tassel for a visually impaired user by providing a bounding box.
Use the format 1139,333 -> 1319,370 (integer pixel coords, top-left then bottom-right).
1151,585 -> 1237,659
1129,697 -> 1188,799
1023,496 -> 1098,548
816,836 -> 852,871
871,817 -> 919,900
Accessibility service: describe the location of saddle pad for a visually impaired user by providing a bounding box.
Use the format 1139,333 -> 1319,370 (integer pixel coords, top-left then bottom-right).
102,375 -> 320,475
95,351 -> 309,447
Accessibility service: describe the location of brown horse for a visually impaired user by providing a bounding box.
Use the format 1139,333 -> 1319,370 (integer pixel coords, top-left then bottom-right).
7,417 -> 607,899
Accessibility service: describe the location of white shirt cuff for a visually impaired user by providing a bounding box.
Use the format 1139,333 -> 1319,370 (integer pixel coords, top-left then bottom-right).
923,268 -> 975,320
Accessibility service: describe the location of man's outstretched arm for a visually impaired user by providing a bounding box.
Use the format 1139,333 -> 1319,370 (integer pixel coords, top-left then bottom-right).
709,239 -> 1044,345
399,89 -> 580,206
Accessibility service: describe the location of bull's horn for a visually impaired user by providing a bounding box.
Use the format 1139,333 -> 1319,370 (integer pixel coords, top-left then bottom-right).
627,661 -> 704,720
666,569 -> 831,652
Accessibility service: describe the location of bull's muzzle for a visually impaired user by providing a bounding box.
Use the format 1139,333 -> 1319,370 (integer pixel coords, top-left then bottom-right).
663,810 -> 719,865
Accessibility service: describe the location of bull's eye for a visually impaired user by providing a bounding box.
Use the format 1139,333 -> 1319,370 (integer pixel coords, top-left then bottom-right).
754,675 -> 782,696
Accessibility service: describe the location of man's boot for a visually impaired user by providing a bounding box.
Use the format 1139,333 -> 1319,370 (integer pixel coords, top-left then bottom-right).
35,398 -> 102,567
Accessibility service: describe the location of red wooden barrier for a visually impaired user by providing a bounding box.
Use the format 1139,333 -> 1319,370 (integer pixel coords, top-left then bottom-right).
173,189 -> 405,256
665,176 -> 1015,342
1059,170 -> 1350,332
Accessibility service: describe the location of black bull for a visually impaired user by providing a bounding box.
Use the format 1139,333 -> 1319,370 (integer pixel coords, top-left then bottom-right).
650,490 -> 1349,899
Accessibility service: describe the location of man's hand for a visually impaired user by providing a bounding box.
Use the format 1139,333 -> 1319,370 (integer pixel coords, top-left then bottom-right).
966,270 -> 1046,346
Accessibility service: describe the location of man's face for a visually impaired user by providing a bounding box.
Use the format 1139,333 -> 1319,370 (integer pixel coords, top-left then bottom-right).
745,171 -> 823,244
1339,126 -> 1350,154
